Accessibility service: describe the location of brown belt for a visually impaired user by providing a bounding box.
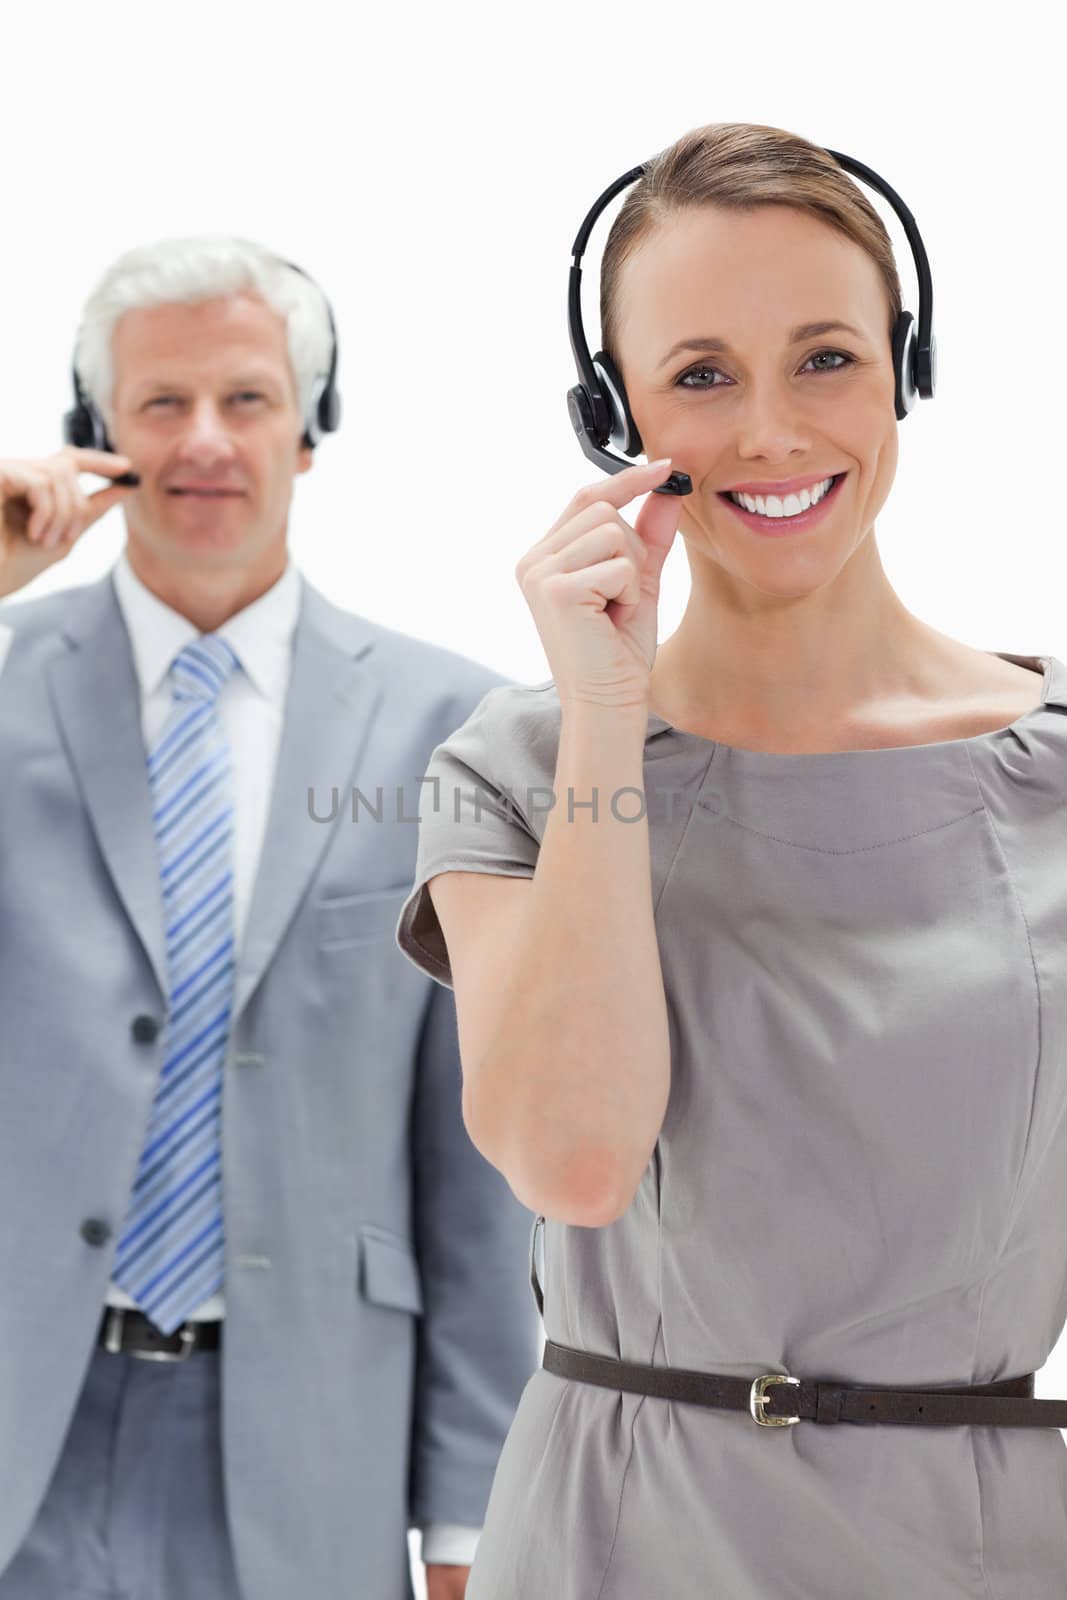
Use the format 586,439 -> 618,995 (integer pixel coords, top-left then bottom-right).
541,1341 -> 1067,1428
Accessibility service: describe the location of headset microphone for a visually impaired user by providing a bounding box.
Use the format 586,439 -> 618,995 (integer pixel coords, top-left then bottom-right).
566,147 -> 937,497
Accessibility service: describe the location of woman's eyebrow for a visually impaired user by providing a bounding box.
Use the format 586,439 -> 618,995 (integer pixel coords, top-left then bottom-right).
655,320 -> 867,370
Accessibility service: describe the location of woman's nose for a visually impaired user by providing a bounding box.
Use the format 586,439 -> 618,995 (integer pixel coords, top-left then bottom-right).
731,387 -> 812,461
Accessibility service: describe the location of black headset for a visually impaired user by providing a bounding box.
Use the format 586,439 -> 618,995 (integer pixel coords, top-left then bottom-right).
62,257 -> 342,456
567,147 -> 937,496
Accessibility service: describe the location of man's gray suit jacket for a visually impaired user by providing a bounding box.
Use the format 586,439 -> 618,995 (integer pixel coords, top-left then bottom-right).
0,569 -> 540,1600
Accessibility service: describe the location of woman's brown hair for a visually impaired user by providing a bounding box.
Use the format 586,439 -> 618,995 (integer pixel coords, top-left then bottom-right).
599,122 -> 903,364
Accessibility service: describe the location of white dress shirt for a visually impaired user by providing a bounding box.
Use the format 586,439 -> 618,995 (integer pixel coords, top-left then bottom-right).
102,552 -> 479,1568
107,549 -> 300,1321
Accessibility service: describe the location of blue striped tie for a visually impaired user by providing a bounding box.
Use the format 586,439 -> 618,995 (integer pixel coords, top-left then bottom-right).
113,634 -> 241,1333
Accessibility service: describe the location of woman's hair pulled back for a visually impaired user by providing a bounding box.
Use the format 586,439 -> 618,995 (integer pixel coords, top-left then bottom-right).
599,121 -> 903,364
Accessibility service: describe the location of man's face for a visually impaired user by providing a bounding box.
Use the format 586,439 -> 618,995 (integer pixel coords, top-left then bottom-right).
107,291 -> 313,574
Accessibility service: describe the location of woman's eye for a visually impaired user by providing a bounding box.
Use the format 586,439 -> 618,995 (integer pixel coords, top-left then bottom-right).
676,364 -> 723,390
803,350 -> 853,375
232,392 -> 264,404
675,349 -> 855,389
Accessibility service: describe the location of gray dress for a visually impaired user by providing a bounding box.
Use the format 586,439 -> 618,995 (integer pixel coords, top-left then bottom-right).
395,650 -> 1067,1599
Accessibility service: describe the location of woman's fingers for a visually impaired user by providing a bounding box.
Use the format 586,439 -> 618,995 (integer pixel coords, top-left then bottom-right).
550,517 -> 648,577
542,458 -> 674,540
632,478 -> 685,588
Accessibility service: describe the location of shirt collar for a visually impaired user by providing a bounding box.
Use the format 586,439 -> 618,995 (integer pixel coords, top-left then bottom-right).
111,549 -> 302,703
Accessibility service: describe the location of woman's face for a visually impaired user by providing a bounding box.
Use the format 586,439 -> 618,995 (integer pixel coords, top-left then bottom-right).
613,203 -> 900,598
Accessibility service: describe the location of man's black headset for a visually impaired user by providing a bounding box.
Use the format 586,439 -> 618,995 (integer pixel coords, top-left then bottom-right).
62,257 -> 342,460
566,147 -> 937,496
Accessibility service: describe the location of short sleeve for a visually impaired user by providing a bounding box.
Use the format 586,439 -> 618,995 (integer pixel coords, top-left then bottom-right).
395,684 -> 544,988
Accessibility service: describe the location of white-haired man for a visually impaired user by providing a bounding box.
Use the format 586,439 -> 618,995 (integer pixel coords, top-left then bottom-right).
0,238 -> 539,1600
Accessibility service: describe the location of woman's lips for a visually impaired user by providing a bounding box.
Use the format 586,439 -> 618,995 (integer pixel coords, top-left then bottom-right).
717,472 -> 847,537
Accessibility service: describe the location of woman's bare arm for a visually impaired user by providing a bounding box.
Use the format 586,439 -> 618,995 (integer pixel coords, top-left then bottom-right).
430,699 -> 670,1227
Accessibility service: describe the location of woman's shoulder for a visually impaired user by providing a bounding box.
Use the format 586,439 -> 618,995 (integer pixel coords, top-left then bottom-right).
439,678 -> 565,790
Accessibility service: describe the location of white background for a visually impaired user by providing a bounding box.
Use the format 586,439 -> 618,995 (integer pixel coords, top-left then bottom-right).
2,1 -> 1063,1592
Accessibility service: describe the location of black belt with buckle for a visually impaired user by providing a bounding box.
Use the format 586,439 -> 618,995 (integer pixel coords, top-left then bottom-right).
97,1306 -> 222,1361
540,1341 -> 1067,1428
528,1218 -> 1067,1430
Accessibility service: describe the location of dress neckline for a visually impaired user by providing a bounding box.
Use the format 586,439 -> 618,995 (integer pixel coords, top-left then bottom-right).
644,651 -> 1060,765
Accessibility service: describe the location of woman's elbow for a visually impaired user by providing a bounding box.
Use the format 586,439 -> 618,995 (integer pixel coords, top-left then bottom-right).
507,1142 -> 638,1228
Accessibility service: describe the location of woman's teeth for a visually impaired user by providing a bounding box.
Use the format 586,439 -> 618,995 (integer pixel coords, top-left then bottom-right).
727,476 -> 835,519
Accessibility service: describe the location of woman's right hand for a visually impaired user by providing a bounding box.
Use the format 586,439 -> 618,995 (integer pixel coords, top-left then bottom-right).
0,447 -> 139,600
515,457 -> 684,713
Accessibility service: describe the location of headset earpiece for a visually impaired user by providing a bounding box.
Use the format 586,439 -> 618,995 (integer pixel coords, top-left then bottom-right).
592,350 -> 643,457
297,278 -> 343,450
302,373 -> 341,450
891,310 -> 917,420
317,377 -> 342,438
62,366 -> 114,452
565,382 -> 599,453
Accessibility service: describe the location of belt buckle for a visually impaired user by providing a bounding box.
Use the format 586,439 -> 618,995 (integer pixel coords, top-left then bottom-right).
750,1372 -> 801,1426
103,1307 -> 198,1363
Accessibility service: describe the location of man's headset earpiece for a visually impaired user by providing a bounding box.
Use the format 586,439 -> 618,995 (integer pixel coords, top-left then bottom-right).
567,148 -> 937,497
62,365 -> 112,455
295,259 -> 342,448
62,257 -> 342,455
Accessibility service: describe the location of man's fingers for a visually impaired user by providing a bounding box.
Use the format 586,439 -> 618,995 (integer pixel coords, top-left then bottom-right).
25,478 -> 57,543
63,446 -> 136,477
45,474 -> 76,546
83,478 -> 137,529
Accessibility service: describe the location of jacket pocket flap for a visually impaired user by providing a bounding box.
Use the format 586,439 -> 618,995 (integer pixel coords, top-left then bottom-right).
319,886 -> 410,948
359,1225 -> 424,1315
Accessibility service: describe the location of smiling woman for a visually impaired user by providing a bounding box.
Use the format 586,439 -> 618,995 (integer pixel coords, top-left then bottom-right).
393,119 -> 1067,1600
560,122 -> 1038,744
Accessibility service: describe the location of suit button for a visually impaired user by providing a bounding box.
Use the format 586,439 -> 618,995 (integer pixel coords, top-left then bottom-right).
131,1015 -> 160,1044
80,1218 -> 112,1247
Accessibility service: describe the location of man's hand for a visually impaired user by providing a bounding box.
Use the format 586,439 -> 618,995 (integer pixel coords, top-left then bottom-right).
0,446 -> 139,600
426,1562 -> 471,1599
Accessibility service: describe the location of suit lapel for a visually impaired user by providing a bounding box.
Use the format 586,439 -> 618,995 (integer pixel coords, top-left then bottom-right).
48,575 -> 169,1000
232,580 -> 384,1023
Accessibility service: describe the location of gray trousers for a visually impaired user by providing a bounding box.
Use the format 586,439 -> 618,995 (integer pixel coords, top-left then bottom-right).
0,1343 -> 243,1600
